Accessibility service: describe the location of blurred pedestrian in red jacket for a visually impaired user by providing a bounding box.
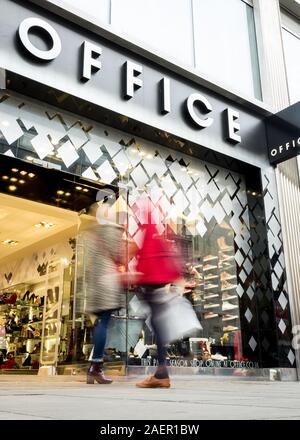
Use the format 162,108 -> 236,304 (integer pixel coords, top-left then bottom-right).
134,208 -> 183,389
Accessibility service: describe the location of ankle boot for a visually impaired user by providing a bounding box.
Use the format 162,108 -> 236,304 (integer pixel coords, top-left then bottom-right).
87,361 -> 113,384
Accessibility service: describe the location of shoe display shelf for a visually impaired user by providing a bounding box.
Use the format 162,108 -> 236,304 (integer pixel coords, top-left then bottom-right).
0,277 -> 46,372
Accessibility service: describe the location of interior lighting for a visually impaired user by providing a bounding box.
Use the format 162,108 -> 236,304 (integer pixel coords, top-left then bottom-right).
57,190 -> 64,195
20,171 -> 27,176
10,177 -> 18,182
65,192 -> 71,197
19,180 -> 25,184
2,176 -> 9,180
75,186 -> 82,190
34,221 -> 55,229
131,148 -> 138,153
8,185 -> 17,191
1,121 -> 10,127
83,188 -> 89,193
2,239 -> 18,246
26,156 -> 34,161
146,154 -> 153,159
28,173 -> 35,178
11,168 -> 18,173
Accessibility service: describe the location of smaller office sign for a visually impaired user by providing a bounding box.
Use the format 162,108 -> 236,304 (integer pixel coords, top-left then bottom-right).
267,101 -> 300,165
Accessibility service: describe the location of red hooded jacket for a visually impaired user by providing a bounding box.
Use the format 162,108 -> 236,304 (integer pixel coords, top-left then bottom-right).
135,222 -> 183,285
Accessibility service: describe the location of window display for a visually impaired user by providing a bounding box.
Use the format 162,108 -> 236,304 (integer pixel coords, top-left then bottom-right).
0,259 -> 68,372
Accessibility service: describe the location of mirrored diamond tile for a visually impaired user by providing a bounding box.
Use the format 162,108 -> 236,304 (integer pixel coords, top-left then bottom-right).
239,269 -> 247,283
245,308 -> 253,323
278,292 -> 288,310
207,181 -> 220,203
200,199 -> 213,222
168,161 -> 185,182
161,177 -> 177,198
97,161 -> 117,184
244,257 -> 253,275
141,155 -> 167,178
271,273 -> 279,290
102,139 -> 122,158
196,181 -> 208,199
67,125 -> 88,150
220,193 -> 232,216
196,219 -> 207,238
82,167 -> 98,181
213,201 -> 226,224
32,134 -> 54,160
278,319 -> 286,334
133,228 -> 145,249
186,186 -> 202,211
147,181 -> 162,205
230,214 -> 243,233
159,195 -> 172,215
57,140 -> 79,167
236,284 -> 244,298
288,349 -> 295,365
169,161 -> 192,190
248,336 -> 257,352
173,189 -> 189,212
0,118 -> 23,145
83,141 -> 103,164
234,249 -> 244,267
262,337 -> 270,352
261,311 -> 269,325
247,286 -> 254,300
3,149 -> 15,157
131,165 -> 149,188
234,234 -> 244,250
268,214 -> 280,236
126,149 -> 141,168
257,288 -> 264,303
113,149 -> 131,176
128,216 -> 139,237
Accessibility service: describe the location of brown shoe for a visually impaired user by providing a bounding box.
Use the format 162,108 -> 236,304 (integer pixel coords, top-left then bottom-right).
87,362 -> 113,384
136,375 -> 170,388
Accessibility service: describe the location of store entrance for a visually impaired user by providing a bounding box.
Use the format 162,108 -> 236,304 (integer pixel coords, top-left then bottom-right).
0,155 -> 123,375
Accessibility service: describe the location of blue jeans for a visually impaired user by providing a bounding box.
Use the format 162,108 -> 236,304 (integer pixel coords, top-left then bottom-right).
92,310 -> 112,362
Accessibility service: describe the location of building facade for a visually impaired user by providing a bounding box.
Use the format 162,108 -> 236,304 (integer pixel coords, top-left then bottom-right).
0,0 -> 299,379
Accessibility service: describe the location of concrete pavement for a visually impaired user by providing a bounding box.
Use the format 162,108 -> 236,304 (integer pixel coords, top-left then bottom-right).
0,375 -> 300,420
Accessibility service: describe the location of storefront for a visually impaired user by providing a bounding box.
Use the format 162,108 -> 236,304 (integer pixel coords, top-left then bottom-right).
0,0 -> 296,378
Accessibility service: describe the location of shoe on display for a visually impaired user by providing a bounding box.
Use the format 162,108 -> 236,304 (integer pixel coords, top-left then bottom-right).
223,325 -> 239,332
136,375 -> 170,388
217,237 -> 233,251
204,303 -> 220,309
203,264 -> 218,271
220,272 -> 236,281
203,255 -> 218,263
222,301 -> 238,311
204,293 -> 219,300
221,281 -> 237,291
205,283 -> 219,290
222,292 -> 237,301
220,254 -> 235,263
211,353 -> 228,361
222,314 -> 239,321
204,312 -> 219,319
205,273 -> 219,280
